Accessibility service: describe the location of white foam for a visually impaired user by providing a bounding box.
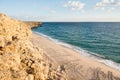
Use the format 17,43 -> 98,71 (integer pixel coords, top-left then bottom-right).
33,31 -> 120,71
98,59 -> 120,71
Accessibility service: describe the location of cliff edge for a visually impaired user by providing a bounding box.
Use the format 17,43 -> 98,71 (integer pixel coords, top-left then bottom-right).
0,13 -> 66,80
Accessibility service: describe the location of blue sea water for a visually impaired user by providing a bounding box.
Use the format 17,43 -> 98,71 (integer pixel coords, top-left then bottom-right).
32,22 -> 120,64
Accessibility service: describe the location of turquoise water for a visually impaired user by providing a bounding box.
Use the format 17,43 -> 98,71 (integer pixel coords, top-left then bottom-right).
32,22 -> 120,63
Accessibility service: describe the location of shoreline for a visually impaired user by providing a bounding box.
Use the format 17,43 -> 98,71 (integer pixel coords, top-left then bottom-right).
33,31 -> 120,71
31,32 -> 120,79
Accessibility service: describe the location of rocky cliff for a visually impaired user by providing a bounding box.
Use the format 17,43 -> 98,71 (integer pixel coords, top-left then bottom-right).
25,21 -> 42,29
0,13 -> 66,80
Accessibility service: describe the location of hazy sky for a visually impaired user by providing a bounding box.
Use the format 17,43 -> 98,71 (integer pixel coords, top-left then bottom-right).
0,0 -> 120,22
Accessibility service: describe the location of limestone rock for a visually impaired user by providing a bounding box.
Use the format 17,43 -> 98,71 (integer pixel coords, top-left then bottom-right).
0,13 -> 67,80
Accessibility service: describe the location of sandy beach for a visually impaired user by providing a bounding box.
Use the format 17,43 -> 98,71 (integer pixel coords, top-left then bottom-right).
1,13 -> 120,80
1,0 -> 120,79
31,32 -> 120,80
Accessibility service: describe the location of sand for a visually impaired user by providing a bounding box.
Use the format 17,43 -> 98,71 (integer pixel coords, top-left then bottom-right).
31,33 -> 120,80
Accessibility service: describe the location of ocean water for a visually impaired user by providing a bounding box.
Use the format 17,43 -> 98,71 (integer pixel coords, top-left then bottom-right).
32,22 -> 120,64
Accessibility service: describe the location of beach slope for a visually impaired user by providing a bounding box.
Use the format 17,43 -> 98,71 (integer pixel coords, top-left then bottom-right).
31,33 -> 120,80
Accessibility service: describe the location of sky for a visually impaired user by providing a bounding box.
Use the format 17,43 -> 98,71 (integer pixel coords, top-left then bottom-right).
0,0 -> 120,22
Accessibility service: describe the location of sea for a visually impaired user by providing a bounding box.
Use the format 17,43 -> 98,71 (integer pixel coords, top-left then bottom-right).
32,22 -> 120,70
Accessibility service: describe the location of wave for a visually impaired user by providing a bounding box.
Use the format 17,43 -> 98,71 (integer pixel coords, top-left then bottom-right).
33,31 -> 120,71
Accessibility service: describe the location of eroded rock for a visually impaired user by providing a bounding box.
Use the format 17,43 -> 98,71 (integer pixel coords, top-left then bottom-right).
0,13 -> 67,80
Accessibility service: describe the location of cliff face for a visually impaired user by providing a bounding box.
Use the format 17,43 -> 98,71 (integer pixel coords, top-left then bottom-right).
25,21 -> 42,29
0,13 -> 66,80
